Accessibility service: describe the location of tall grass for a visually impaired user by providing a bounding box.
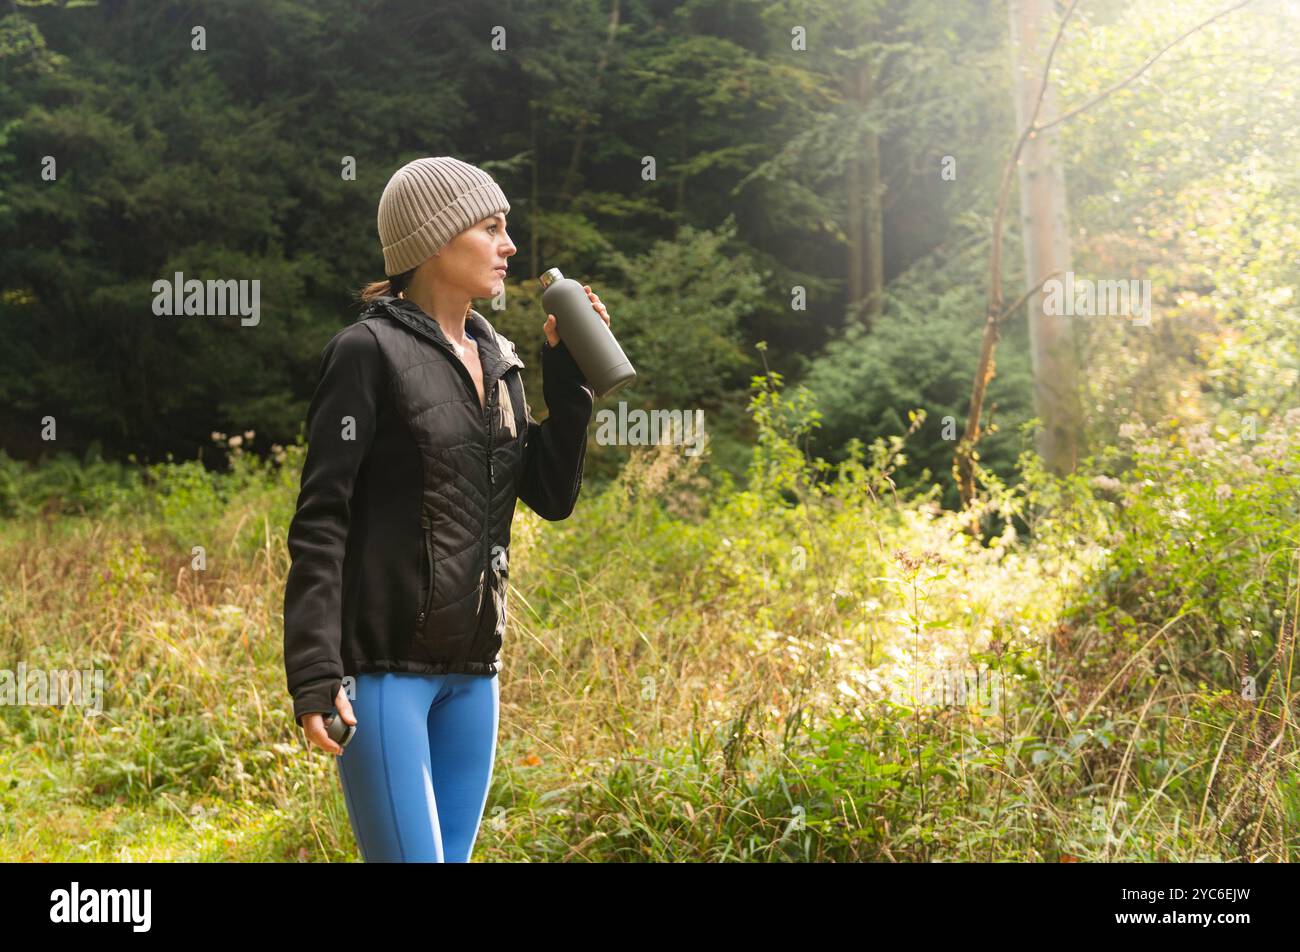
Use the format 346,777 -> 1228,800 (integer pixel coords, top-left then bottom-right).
0,379 -> 1295,861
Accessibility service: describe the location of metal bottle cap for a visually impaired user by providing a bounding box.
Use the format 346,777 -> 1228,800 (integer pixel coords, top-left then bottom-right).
538,267 -> 564,290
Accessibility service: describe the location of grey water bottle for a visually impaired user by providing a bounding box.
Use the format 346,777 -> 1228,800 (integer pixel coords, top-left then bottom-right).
539,268 -> 636,398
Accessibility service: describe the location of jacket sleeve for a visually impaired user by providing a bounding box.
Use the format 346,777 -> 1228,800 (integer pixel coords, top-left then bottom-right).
517,338 -> 595,521
283,322 -> 384,729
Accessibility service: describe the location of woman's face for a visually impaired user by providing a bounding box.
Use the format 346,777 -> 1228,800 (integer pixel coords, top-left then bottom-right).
427,213 -> 516,298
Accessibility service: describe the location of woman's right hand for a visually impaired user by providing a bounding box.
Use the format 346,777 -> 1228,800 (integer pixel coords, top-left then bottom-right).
300,685 -> 356,756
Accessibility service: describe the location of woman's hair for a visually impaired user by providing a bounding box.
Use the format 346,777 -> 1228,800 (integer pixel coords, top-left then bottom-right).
356,265 -> 418,303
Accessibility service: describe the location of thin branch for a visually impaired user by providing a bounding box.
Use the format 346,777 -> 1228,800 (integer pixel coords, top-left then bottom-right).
998,269 -> 1063,324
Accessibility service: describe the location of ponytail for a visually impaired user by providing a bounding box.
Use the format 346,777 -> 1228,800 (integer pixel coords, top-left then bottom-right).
356,265 -> 417,304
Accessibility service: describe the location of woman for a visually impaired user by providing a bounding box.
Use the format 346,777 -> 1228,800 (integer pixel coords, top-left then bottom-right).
282,156 -> 610,862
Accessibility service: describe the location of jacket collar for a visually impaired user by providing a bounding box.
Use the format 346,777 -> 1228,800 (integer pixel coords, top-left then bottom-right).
364,295 -> 526,379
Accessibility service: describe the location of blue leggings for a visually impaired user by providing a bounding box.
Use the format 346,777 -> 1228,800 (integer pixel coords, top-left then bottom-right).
336,671 -> 499,862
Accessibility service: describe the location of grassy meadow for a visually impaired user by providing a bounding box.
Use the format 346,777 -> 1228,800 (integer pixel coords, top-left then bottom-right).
1,371 -> 1297,862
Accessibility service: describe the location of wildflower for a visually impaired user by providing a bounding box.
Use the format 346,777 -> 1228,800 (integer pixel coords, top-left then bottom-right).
893,550 -> 922,573
1091,475 -> 1122,493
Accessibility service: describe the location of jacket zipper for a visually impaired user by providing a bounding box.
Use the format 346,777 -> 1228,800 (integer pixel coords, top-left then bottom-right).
419,513 -> 434,629
479,380 -> 494,619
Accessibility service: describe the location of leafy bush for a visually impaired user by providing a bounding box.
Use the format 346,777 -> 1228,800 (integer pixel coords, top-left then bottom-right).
804,253 -> 1035,510
0,444 -> 146,519
1050,410 -> 1300,687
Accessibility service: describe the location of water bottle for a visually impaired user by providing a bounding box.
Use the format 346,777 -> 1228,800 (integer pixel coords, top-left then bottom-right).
539,268 -> 636,398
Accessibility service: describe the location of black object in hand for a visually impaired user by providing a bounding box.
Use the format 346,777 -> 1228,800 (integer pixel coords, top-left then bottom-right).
324,711 -> 355,749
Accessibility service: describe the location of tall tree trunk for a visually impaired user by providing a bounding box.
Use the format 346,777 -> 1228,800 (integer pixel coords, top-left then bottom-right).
530,99 -> 540,280
559,0 -> 621,203
846,59 -> 883,328
864,63 -> 884,326
1009,0 -> 1079,475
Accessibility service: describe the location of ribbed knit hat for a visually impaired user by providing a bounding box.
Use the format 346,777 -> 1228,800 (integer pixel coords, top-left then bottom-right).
377,157 -> 511,276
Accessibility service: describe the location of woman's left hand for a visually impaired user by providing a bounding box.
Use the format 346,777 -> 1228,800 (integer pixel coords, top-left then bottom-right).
543,284 -> 611,348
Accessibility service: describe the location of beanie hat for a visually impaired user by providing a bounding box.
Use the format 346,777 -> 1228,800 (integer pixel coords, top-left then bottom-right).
377,157 -> 511,276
